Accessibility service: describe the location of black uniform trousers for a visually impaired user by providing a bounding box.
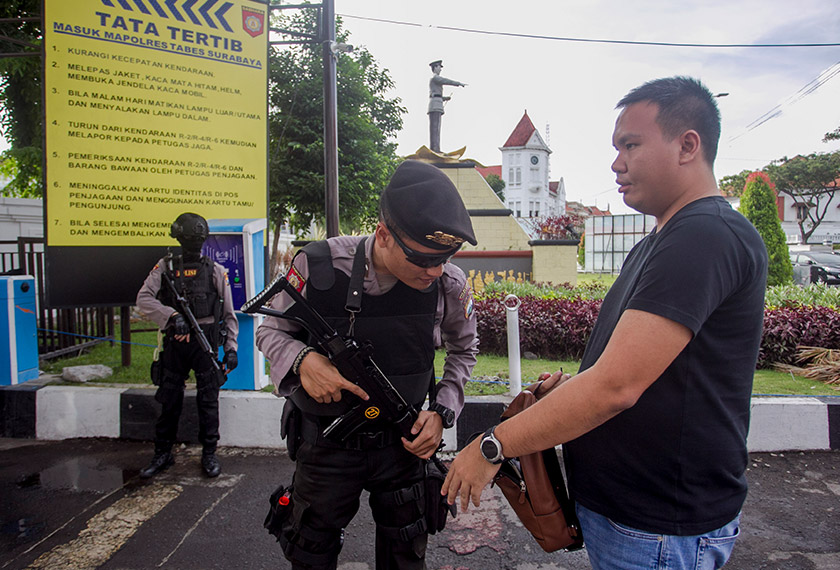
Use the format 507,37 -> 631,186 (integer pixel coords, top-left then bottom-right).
153,334 -> 221,454
284,423 -> 427,570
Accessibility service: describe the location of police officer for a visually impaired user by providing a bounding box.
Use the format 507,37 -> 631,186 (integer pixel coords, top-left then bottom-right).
256,160 -> 479,569
136,212 -> 239,479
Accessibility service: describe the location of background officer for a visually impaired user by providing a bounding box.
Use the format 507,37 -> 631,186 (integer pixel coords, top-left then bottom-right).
136,212 -> 239,479
256,160 -> 479,569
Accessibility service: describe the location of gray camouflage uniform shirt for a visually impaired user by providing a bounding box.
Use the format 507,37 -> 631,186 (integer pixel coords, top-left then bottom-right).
255,235 -> 478,418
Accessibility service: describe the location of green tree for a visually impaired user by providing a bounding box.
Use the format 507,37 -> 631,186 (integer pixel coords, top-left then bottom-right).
718,169 -> 751,197
766,152 -> 840,244
0,0 -> 43,197
485,173 -> 505,201
268,10 -> 404,268
577,231 -> 585,268
825,126 -> 839,143
738,171 -> 792,286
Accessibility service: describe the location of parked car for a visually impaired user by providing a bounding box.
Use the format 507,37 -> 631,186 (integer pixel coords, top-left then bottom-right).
790,251 -> 840,285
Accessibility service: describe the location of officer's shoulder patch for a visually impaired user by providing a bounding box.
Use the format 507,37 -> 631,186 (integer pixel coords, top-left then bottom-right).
287,265 -> 306,293
464,296 -> 474,319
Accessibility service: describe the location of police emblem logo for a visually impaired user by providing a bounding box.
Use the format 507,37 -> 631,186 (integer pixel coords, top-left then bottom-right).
242,7 -> 265,38
286,266 -> 305,293
425,231 -> 464,248
364,406 -> 380,419
184,269 -> 198,278
464,296 -> 474,319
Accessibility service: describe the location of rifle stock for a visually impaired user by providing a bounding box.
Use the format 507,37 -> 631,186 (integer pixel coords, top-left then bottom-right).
243,274 -> 420,442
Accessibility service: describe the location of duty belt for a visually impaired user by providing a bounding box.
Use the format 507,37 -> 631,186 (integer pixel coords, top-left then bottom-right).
300,413 -> 402,450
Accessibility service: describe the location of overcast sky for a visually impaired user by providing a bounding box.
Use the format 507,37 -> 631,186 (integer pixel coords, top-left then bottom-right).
335,0 -> 840,214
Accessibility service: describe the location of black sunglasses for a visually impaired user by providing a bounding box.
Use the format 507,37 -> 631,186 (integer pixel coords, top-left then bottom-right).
387,225 -> 460,268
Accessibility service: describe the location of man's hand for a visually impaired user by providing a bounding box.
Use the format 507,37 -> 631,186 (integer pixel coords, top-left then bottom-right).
441,436 -> 500,512
223,350 -> 238,373
534,369 -> 572,398
169,314 -> 190,343
298,351 -> 369,404
402,410 -> 443,459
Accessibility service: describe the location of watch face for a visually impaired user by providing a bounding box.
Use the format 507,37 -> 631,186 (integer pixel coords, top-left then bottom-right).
530,155 -> 539,165
481,437 -> 500,462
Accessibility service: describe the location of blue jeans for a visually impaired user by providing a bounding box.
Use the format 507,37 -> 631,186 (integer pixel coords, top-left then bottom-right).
576,503 -> 740,570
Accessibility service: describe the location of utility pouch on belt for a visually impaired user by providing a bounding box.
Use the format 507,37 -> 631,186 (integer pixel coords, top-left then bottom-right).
491,382 -> 583,553
281,399 -> 302,461
150,359 -> 162,387
424,454 -> 456,534
264,484 -> 293,539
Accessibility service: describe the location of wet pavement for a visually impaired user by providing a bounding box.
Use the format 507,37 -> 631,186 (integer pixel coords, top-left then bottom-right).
1,438 -> 839,569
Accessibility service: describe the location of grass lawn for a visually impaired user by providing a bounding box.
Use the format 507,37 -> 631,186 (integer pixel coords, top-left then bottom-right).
40,324 -> 839,398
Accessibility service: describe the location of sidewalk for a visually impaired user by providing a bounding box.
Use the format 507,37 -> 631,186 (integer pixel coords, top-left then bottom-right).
1,438 -> 838,569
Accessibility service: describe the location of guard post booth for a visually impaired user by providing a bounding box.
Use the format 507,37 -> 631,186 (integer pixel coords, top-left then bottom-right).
0,276 -> 39,385
204,219 -> 268,390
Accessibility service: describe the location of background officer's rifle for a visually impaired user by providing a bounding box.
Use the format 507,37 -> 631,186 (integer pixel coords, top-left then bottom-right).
161,254 -> 226,381
241,274 -> 420,443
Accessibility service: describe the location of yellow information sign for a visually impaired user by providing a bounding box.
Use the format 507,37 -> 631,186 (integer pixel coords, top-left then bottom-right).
44,0 -> 268,247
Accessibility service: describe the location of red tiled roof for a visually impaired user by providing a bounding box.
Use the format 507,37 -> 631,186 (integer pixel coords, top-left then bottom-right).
503,111 -> 536,148
476,165 -> 502,178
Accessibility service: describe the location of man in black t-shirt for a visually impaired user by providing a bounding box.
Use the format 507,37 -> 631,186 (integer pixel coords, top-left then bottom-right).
443,77 -> 768,570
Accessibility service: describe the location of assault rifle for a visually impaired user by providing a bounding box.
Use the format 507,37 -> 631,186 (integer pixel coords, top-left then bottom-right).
161,254 -> 226,384
241,273 -> 420,443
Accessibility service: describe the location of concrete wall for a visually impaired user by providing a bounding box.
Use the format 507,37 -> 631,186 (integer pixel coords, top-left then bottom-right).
530,241 -> 578,286
441,166 -> 532,252
4,384 -> 840,453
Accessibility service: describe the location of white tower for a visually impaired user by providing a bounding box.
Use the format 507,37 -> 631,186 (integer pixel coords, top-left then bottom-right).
499,111 -> 564,227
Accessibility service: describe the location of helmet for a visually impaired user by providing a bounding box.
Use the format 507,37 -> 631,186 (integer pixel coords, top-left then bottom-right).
170,212 -> 208,251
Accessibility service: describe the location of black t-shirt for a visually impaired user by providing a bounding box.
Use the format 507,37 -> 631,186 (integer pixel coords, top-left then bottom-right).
565,196 -> 768,535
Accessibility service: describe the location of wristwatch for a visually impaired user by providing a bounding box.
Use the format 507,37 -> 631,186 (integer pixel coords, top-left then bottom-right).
429,402 -> 455,429
479,425 -> 505,464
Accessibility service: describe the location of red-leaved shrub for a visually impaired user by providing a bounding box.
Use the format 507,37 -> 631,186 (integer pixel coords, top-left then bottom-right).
758,304 -> 840,367
475,296 -> 840,369
475,296 -> 601,360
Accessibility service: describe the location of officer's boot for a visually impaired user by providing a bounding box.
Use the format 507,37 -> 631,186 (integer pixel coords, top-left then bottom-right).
202,449 -> 221,478
140,448 -> 174,479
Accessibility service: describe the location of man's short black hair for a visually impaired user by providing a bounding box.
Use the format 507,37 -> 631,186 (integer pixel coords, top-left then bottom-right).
617,76 -> 721,165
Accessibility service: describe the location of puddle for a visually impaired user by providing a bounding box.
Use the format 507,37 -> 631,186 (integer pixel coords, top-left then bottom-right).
16,457 -> 138,493
0,517 -> 45,541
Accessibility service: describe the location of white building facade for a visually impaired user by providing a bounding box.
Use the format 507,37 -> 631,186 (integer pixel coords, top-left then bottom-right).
500,112 -> 565,229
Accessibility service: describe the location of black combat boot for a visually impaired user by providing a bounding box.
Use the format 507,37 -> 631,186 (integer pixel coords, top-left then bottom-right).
140,451 -> 174,479
202,451 -> 221,478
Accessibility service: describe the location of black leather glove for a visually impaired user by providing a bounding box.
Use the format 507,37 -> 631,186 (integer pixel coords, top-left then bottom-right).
224,349 -> 238,372
169,314 -> 189,336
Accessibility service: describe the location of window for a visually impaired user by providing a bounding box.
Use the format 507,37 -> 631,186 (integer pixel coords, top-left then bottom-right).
795,204 -> 808,221
528,200 -> 534,217
515,167 -> 521,186
508,168 -> 515,185
534,201 -> 540,217
530,168 -> 539,181
515,201 -> 522,217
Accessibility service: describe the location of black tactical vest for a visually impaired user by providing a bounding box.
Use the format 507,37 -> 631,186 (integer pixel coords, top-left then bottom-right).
289,239 -> 438,417
157,256 -> 221,343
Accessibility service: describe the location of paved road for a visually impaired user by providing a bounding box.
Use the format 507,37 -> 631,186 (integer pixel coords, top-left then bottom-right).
1,438 -> 838,569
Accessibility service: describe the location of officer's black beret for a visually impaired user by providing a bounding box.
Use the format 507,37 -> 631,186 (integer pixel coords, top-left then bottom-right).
380,160 -> 477,250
